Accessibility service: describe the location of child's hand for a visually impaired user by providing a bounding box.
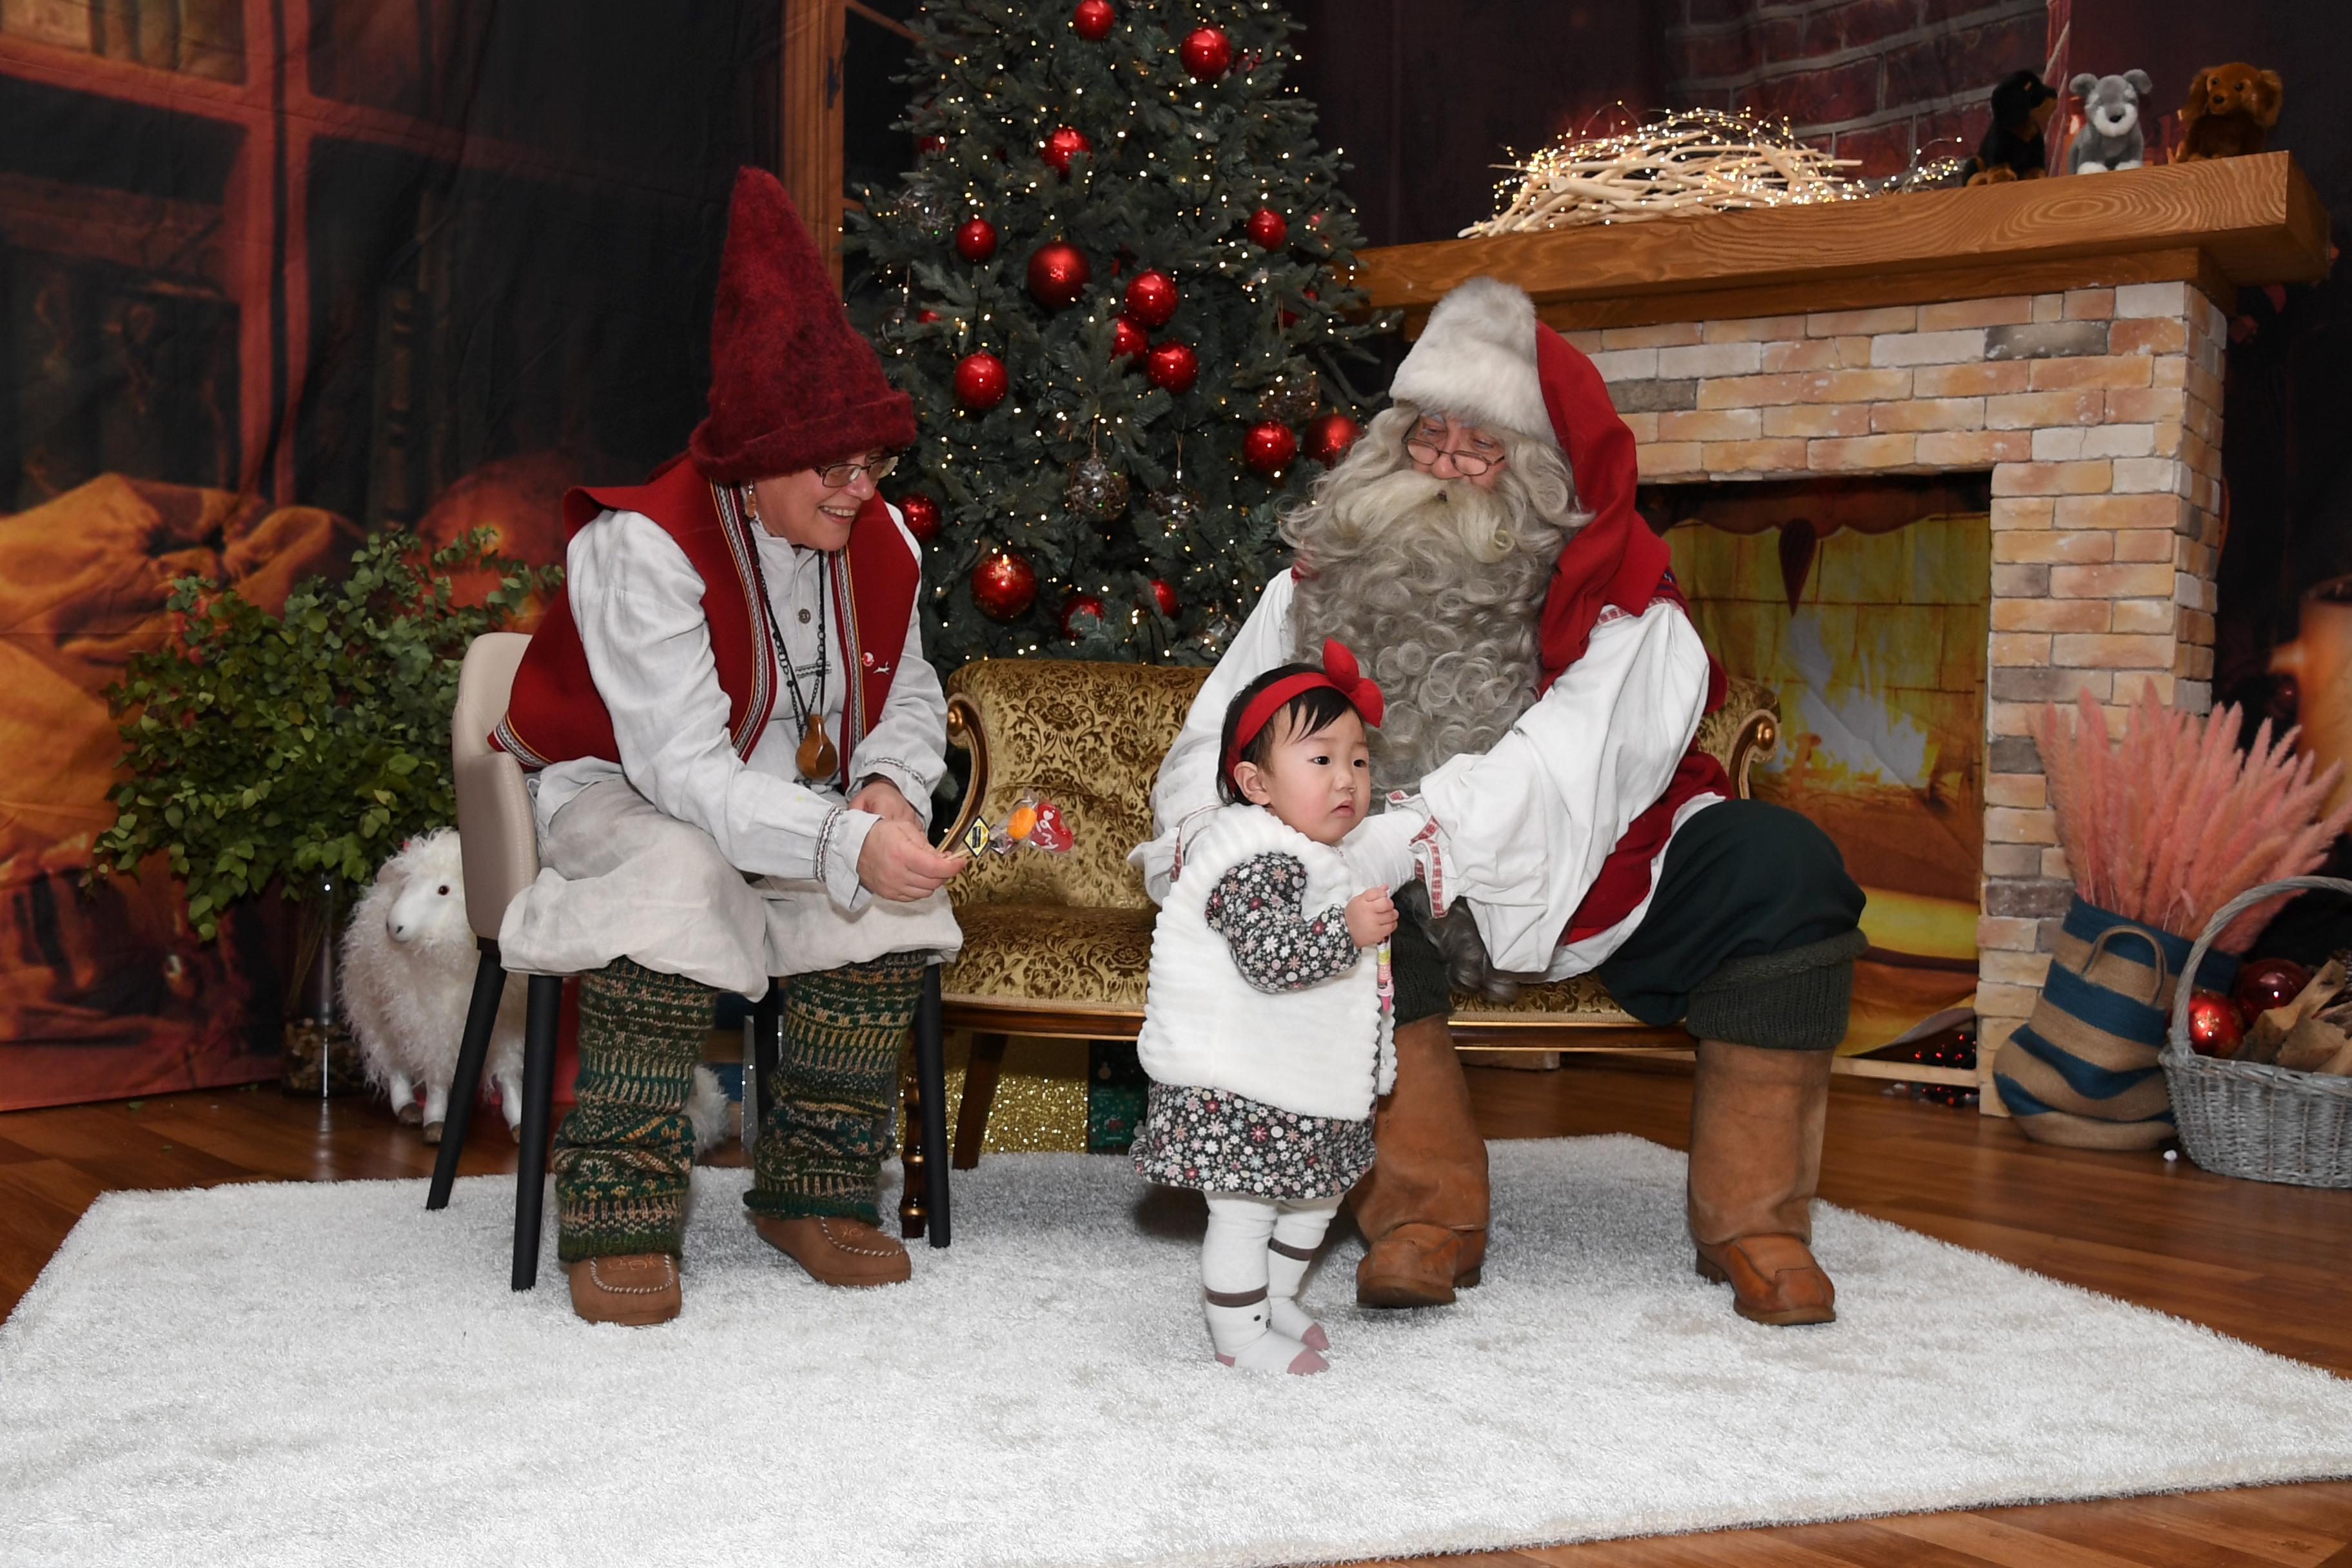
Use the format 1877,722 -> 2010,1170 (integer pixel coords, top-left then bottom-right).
1346,885 -> 1398,948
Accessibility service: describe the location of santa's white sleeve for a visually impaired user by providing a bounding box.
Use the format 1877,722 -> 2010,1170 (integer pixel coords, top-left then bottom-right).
1128,571 -> 1296,903
1415,602 -> 1711,973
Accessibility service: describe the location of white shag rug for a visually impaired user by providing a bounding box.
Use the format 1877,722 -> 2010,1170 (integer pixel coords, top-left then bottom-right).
6,1136 -> 2351,1567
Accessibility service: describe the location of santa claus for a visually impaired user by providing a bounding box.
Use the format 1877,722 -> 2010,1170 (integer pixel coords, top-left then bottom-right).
1135,278 -> 1866,1326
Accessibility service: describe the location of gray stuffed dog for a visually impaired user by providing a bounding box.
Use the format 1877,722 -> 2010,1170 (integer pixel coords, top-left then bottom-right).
2068,70 -> 2153,173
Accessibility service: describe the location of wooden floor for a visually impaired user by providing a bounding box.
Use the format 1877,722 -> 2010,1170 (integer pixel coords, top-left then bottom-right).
5,1057 -> 2350,1562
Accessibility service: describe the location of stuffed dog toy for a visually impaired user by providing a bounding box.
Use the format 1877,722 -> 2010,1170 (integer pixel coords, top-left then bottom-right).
1963,69 -> 2058,185
2178,63 -> 2282,162
2067,70 -> 2153,173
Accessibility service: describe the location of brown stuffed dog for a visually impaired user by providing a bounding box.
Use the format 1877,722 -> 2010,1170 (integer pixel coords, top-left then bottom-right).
2178,63 -> 2282,161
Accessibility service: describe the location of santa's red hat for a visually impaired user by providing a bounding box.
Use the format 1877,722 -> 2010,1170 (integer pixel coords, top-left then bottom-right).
1387,275 -> 1691,696
688,168 -> 916,484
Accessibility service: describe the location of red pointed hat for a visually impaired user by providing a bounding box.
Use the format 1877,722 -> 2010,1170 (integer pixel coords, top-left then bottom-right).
688,168 -> 916,484
1389,275 -> 1714,701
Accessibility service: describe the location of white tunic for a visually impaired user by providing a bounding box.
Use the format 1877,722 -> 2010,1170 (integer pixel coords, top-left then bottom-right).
1130,571 -> 1720,979
528,503 -> 948,911
496,501 -> 961,992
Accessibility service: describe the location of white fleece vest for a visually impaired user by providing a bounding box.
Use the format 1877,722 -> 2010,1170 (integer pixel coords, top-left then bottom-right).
1137,804 -> 1396,1121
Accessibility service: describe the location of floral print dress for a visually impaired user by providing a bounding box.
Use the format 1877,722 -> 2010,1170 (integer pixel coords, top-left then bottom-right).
1130,850 -> 1378,1199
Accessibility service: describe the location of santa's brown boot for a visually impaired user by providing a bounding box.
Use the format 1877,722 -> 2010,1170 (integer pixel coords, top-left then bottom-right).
566,1253 -> 682,1327
1350,1015 -> 1489,1308
1687,1040 -> 1836,1326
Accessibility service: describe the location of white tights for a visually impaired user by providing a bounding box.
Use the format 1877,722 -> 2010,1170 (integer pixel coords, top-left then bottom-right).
1200,1192 -> 1340,1375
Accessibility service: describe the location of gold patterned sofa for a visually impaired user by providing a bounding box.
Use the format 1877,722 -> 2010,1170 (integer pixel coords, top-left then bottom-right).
934,658 -> 1781,1165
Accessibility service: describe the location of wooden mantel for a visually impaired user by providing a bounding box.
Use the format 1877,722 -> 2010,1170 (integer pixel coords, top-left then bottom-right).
1356,152 -> 2331,335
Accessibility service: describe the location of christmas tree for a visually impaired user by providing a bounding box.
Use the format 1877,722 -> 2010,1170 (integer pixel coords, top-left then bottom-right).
847,0 -> 1388,667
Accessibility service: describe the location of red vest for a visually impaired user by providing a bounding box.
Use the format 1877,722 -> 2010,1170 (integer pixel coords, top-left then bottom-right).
493,455 -> 920,791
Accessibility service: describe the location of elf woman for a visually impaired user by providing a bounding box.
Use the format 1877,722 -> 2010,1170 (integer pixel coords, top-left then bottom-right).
1131,642 -> 1402,1375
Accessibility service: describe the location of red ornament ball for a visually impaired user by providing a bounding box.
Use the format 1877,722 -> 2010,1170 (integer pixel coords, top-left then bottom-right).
1148,578 -> 1179,617
916,133 -> 947,153
953,351 -> 1008,410
971,551 -> 1037,620
1042,126 -> 1093,175
1059,593 -> 1108,638
1072,0 -> 1115,39
1124,269 -> 1179,328
2186,990 -> 2246,1058
916,308 -> 941,324
1244,206 -> 1288,250
1243,420 -> 1298,478
954,218 -> 999,262
1144,340 -> 1199,394
897,493 -> 941,544
1026,241 -> 1091,309
2233,957 -> 2312,1019
1304,411 -> 1362,466
1179,24 -> 1232,80
1110,315 -> 1148,363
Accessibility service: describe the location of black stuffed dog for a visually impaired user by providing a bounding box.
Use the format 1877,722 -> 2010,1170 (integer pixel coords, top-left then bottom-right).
1962,69 -> 2058,185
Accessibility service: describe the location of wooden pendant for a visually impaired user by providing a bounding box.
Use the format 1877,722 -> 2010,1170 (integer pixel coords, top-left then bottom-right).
796,719 -> 839,781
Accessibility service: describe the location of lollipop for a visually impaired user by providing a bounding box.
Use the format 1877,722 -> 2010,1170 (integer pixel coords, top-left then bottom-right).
959,794 -> 1075,859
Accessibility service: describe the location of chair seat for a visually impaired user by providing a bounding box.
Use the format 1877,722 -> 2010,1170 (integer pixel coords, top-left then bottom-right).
1447,974 -> 1640,1027
941,903 -> 1157,1012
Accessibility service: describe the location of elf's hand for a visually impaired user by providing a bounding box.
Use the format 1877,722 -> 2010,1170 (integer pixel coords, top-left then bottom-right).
1346,885 -> 1398,948
848,775 -> 923,828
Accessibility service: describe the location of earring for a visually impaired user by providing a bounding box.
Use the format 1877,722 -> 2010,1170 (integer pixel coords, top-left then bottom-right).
741,484 -> 761,525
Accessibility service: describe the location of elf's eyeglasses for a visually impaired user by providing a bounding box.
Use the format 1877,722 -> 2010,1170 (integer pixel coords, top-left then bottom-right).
818,454 -> 899,488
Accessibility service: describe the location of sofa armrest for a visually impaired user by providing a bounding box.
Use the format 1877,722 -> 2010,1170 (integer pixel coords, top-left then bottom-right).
937,692 -> 992,853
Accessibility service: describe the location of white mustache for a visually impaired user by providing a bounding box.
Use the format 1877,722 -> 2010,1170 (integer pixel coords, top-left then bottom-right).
1323,467 -> 1521,565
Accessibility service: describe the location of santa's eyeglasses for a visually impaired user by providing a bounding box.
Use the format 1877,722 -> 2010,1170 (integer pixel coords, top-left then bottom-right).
817,453 -> 899,488
1403,435 -> 1503,476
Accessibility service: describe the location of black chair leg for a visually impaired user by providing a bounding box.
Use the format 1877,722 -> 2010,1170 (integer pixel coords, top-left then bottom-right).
427,943 -> 509,1211
510,973 -> 564,1291
752,983 -> 783,1135
914,963 -> 950,1248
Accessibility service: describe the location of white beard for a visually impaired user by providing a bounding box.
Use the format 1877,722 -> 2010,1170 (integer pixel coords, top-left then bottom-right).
1284,450 -> 1578,997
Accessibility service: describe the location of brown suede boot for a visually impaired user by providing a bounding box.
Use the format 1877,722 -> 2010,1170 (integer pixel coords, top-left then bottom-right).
752,1215 -> 913,1288
566,1253 -> 682,1327
1687,1040 -> 1836,1326
1349,1015 -> 1489,1308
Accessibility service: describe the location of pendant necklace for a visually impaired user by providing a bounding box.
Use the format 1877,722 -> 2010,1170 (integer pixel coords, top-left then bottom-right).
743,486 -> 839,783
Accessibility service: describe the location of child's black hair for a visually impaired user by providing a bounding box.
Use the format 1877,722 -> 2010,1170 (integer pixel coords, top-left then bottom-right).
1216,663 -> 1364,803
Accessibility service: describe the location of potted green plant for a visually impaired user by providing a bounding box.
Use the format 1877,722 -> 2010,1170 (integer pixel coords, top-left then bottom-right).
93,528 -> 560,1094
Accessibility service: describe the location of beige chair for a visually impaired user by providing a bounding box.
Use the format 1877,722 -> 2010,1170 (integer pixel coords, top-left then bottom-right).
424,632 -> 957,1283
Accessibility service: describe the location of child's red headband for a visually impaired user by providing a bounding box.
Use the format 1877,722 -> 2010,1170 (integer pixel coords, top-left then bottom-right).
1224,639 -> 1384,777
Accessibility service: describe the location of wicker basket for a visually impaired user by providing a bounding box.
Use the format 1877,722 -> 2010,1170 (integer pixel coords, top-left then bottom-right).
2163,875 -> 2352,1187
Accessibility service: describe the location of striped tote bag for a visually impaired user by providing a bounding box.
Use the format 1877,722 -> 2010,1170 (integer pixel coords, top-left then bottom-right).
1997,897 -> 2239,1150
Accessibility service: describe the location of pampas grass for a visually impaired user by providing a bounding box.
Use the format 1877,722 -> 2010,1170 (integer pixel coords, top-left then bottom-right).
2035,689 -> 2352,951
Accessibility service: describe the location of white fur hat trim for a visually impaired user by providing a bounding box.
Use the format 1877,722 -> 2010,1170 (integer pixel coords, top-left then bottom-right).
1388,276 -> 1555,446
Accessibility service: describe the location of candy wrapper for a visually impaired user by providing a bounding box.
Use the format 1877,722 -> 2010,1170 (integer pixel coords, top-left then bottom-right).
961,793 -> 1075,858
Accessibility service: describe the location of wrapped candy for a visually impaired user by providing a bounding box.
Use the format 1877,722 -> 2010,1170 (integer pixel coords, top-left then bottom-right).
960,793 -> 1075,858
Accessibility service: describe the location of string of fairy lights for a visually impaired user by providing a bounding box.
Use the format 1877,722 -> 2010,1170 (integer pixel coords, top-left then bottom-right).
1469,106 -> 1968,236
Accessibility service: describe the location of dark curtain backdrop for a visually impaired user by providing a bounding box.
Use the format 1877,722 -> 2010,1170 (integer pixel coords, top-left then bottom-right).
0,0 -> 774,1109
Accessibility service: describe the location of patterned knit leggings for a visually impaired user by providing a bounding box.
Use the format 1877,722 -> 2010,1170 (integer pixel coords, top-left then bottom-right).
552,952 -> 923,1261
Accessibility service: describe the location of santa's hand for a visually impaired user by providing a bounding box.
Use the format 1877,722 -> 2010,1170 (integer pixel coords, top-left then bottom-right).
1346,886 -> 1398,948
1340,803 -> 1426,892
857,819 -> 965,901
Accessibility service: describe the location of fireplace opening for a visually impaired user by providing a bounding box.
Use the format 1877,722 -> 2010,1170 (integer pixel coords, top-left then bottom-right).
1642,472 -> 1994,1050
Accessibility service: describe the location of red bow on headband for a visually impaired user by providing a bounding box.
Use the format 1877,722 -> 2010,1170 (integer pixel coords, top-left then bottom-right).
1224,639 -> 1385,777
1317,639 -> 1384,729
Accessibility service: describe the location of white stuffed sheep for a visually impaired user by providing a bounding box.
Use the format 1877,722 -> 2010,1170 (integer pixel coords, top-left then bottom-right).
341,828 -> 729,1152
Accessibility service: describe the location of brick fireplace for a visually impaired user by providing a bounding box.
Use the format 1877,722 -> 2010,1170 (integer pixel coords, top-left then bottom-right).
1357,154 -> 2329,1110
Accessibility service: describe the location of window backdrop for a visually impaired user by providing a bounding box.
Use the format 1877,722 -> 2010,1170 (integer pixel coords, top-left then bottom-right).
0,0 -> 778,1108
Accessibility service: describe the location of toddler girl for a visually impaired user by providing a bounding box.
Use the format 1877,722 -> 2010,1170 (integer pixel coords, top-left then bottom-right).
1132,640 -> 1401,1375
